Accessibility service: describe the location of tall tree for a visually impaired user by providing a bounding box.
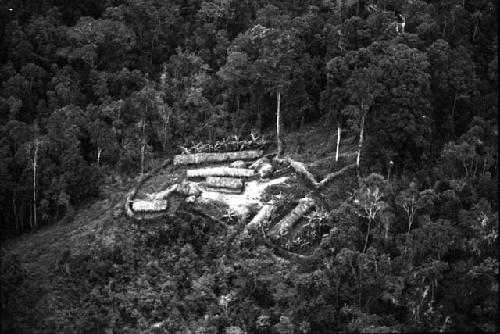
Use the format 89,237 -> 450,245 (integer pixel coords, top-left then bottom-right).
332,41 -> 431,173
60,16 -> 136,71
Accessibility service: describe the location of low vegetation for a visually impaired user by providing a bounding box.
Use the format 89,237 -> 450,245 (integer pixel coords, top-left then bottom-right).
1,0 -> 498,333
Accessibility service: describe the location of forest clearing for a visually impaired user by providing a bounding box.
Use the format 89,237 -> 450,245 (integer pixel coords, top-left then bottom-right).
1,0 -> 497,333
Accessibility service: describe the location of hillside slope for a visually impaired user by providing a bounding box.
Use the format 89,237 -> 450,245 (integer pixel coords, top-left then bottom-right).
2,124 -> 360,334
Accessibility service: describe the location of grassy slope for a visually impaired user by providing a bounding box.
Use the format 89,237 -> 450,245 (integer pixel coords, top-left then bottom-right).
2,177 -> 132,269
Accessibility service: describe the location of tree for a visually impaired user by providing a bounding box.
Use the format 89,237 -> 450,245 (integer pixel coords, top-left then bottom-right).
110,0 -> 179,71
44,105 -> 101,204
49,65 -> 84,108
3,21 -> 35,66
342,16 -> 371,51
333,41 -> 431,173
343,66 -> 383,171
133,84 -> 153,177
6,96 -> 22,121
14,128 -> 49,231
218,50 -> 252,130
32,124 -> 39,230
154,84 -> 173,152
24,9 -> 65,66
458,198 -> 498,257
0,120 -> 30,233
89,118 -> 113,166
322,53 -> 352,162
256,24 -> 303,157
395,184 -> 436,250
353,173 -> 389,253
60,16 -> 136,71
427,39 -> 477,140
223,17 -> 304,156
161,49 -> 215,143
440,117 -> 497,179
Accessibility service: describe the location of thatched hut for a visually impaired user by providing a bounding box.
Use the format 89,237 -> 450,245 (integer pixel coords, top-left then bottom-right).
131,199 -> 168,212
174,150 -> 263,165
204,177 -> 245,190
187,167 -> 255,178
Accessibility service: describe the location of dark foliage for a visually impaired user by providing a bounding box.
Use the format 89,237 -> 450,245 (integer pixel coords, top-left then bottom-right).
0,0 -> 497,332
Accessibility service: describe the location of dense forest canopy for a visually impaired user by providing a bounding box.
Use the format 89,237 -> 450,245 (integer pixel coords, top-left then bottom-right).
0,0 -> 498,333
0,0 -> 496,235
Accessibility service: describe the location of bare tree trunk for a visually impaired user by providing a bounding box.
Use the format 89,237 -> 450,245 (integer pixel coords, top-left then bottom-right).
403,210 -> 415,252
237,95 -> 240,116
33,138 -> 38,230
163,122 -> 168,150
358,270 -> 362,307
29,202 -> 33,231
20,203 -> 24,233
285,158 -> 318,186
317,163 -> 357,189
276,90 -> 283,158
12,187 -> 18,234
97,147 -> 102,166
140,119 -> 146,178
363,218 -> 372,253
451,91 -> 457,136
442,18 -> 447,39
472,22 -> 479,43
384,220 -> 389,241
336,125 -> 341,162
357,108 -> 367,169
406,215 -> 414,239
257,103 -> 262,132
160,101 -> 170,151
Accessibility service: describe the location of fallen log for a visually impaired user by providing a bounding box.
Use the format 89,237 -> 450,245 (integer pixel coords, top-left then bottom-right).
244,203 -> 276,233
187,167 -> 255,178
317,163 -> 357,189
274,157 -> 356,190
204,177 -> 245,190
287,158 -> 318,186
249,157 -> 270,170
150,184 -> 178,200
274,157 -> 318,187
269,197 -> 315,239
173,150 -> 263,165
